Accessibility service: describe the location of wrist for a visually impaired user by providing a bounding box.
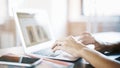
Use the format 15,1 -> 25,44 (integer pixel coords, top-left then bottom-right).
77,45 -> 87,57
78,47 -> 89,58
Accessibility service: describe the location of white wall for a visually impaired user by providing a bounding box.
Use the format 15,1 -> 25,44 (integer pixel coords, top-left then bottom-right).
68,0 -> 81,22
50,0 -> 67,39
22,0 -> 51,15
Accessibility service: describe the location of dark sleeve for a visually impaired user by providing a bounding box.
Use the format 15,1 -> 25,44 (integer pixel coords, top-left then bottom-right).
111,43 -> 120,53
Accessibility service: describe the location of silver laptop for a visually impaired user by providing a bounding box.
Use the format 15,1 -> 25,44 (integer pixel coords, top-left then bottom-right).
14,9 -> 78,61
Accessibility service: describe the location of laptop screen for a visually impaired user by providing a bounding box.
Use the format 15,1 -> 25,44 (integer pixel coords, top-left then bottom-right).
16,12 -> 51,47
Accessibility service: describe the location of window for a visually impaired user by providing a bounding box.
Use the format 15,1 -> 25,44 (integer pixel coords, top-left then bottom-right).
82,0 -> 120,16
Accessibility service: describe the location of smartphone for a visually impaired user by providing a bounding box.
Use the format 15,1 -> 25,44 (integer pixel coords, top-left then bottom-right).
0,55 -> 42,67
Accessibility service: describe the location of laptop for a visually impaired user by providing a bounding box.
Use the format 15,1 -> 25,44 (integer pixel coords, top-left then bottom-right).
13,9 -> 78,61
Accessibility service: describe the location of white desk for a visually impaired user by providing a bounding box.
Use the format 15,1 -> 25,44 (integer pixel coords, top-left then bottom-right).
0,46 -> 74,68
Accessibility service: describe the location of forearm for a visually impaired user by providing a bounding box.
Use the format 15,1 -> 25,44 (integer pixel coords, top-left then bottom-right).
79,47 -> 120,68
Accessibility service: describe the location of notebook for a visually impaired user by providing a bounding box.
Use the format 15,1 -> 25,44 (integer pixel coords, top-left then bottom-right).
13,9 -> 78,61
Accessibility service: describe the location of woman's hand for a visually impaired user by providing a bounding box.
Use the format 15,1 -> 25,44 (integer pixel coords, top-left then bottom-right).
80,32 -> 96,45
52,36 -> 85,58
80,32 -> 106,52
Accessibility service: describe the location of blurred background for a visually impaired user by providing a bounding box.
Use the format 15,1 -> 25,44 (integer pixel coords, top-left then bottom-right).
0,0 -> 120,48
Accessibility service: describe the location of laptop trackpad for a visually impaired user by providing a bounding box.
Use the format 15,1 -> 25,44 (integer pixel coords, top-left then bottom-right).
33,48 -> 61,57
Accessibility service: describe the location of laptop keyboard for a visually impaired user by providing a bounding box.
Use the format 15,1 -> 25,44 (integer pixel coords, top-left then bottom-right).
33,48 -> 61,57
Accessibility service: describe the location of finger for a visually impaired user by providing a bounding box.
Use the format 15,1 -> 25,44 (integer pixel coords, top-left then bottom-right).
52,46 -> 62,52
77,41 -> 86,47
52,41 -> 64,49
52,43 -> 58,49
81,31 -> 89,34
52,40 -> 63,48
66,36 -> 75,41
81,32 -> 91,37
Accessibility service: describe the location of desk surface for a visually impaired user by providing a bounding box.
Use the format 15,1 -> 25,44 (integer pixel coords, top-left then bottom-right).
0,46 -> 94,68
0,47 -> 119,68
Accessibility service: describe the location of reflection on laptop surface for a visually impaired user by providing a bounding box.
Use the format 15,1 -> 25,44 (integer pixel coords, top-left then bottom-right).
14,9 -> 78,61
